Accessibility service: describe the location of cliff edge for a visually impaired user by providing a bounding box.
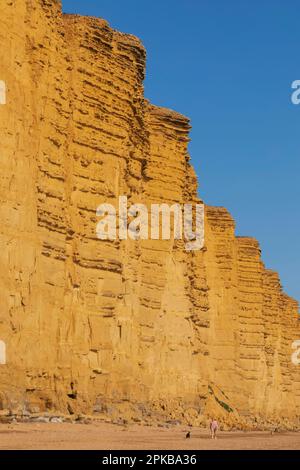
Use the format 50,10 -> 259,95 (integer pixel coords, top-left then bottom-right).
0,0 -> 299,428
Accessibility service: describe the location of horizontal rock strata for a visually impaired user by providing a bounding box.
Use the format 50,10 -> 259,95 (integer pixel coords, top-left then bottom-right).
0,0 -> 299,427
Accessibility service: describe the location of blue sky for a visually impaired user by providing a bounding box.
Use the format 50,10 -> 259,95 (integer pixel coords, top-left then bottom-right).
62,0 -> 300,302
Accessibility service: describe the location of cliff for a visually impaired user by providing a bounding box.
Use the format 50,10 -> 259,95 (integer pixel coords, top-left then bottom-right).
0,0 -> 299,428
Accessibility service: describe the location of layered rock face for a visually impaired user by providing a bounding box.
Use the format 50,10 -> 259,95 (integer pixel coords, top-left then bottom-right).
0,0 -> 299,427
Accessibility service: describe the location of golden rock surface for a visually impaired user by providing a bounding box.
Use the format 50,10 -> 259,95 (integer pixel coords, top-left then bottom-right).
0,0 -> 299,428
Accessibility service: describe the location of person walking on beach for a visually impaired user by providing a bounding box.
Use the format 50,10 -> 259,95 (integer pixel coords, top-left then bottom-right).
210,418 -> 219,439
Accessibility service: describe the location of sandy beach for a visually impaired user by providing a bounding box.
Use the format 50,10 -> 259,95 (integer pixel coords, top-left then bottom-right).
0,422 -> 299,450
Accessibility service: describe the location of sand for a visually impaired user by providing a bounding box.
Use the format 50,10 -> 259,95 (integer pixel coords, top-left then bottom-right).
0,422 -> 299,450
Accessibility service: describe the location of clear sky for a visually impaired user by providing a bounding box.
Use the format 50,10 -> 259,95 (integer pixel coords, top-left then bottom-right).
62,0 -> 300,303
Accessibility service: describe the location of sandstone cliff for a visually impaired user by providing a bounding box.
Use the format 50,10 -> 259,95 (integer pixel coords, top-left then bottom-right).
0,0 -> 299,428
